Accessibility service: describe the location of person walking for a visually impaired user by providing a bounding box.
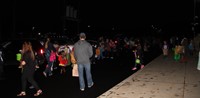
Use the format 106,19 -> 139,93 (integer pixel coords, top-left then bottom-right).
74,32 -> 94,91
132,43 -> 144,70
43,37 -> 56,77
17,41 -> 42,96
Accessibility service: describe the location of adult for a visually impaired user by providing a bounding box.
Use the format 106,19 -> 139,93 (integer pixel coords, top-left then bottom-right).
17,41 -> 42,96
74,33 -> 94,91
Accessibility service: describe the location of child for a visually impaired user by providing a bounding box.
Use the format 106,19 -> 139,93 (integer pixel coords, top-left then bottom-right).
174,45 -> 182,61
95,45 -> 101,60
162,40 -> 169,58
132,45 -> 144,70
58,51 -> 68,74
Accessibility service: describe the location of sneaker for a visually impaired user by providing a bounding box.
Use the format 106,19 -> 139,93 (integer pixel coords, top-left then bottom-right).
49,73 -> 53,76
132,67 -> 137,70
35,65 -> 39,69
43,72 -> 47,77
80,88 -> 85,91
88,82 -> 94,88
54,67 -> 57,69
18,65 -> 23,68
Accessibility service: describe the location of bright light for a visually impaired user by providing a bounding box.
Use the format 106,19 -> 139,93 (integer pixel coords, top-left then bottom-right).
40,49 -> 44,54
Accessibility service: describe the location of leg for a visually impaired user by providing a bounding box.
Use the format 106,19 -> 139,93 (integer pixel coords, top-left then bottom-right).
27,73 -> 40,90
26,72 -> 42,96
17,72 -> 27,96
78,64 -> 85,91
84,64 -> 94,88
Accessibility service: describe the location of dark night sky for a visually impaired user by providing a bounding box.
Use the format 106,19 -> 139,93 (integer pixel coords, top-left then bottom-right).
1,0 -> 199,35
80,0 -> 194,29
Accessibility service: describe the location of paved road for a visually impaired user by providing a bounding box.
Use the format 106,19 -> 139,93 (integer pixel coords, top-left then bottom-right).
1,46 -> 161,98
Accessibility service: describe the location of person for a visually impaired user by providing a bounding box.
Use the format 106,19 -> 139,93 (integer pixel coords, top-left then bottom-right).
17,41 -> 42,96
162,40 -> 169,58
58,51 -> 67,74
74,32 -> 94,91
43,37 -> 56,77
132,43 -> 144,70
180,37 -> 188,63
0,50 -> 4,80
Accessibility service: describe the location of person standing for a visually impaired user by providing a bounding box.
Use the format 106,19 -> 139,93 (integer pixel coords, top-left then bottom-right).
162,40 -> 169,58
74,33 -> 94,91
17,41 -> 42,96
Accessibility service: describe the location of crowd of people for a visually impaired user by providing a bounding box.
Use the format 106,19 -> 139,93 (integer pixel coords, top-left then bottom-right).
15,32 -> 200,96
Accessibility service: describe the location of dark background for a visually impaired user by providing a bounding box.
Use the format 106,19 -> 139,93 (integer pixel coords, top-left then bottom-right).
0,0 -> 199,40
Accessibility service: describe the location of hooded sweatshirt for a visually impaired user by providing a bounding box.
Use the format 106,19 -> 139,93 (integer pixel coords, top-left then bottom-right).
74,40 -> 93,65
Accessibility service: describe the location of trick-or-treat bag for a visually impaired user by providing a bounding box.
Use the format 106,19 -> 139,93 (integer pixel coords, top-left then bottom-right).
72,64 -> 79,77
16,53 -> 22,61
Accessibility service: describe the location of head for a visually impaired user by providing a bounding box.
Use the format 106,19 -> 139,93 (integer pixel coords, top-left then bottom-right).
79,32 -> 86,40
22,41 -> 35,60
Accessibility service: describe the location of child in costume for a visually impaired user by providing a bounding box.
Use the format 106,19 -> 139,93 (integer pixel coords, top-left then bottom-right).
132,45 -> 144,70
174,45 -> 182,61
58,51 -> 68,74
162,40 -> 169,58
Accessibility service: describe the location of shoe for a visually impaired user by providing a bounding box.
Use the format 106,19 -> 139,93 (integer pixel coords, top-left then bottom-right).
88,82 -> 94,88
49,73 -> 53,76
54,67 -> 57,69
29,85 -> 34,89
80,88 -> 85,91
43,72 -> 47,77
141,65 -> 144,69
18,65 -> 23,68
132,67 -> 137,70
34,89 -> 42,96
35,65 -> 39,69
17,91 -> 26,96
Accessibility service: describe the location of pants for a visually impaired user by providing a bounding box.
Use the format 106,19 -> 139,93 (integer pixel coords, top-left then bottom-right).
78,64 -> 93,89
44,61 -> 53,75
21,70 -> 40,91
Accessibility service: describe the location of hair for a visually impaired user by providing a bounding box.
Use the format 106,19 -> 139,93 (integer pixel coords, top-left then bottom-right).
22,41 -> 35,60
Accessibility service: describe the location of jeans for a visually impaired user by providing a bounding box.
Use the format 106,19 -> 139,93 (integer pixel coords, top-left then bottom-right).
44,61 -> 53,76
78,64 -> 93,89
